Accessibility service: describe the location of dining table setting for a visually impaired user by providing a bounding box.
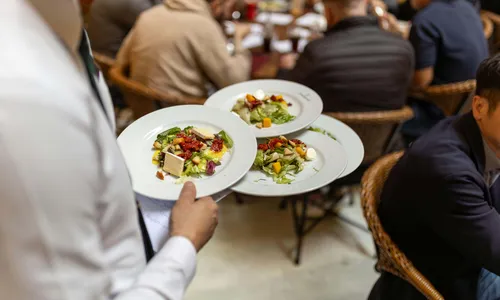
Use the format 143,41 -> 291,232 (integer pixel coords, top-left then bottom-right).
223,0 -> 411,80
222,0 -> 328,79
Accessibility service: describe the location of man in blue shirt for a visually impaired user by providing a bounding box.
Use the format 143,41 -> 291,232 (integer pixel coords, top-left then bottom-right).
402,0 -> 488,143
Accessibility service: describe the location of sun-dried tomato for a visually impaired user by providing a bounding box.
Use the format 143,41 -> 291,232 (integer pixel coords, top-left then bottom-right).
211,138 -> 224,152
258,143 -> 269,151
176,132 -> 187,138
178,150 -> 192,160
268,138 -> 282,150
245,99 -> 263,110
180,136 -> 203,152
290,139 -> 304,146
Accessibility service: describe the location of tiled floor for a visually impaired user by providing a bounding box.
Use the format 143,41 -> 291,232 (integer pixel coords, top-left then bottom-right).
185,191 -> 379,300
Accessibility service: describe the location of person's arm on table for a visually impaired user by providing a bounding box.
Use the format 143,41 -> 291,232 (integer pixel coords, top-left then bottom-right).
277,48 -> 315,86
424,175 -> 500,274
408,21 -> 436,90
192,20 -> 251,88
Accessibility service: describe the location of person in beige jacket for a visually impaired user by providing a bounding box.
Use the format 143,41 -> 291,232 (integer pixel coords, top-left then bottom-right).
116,0 -> 251,99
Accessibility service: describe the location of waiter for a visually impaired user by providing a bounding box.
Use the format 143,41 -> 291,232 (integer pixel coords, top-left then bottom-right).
0,1 -> 218,299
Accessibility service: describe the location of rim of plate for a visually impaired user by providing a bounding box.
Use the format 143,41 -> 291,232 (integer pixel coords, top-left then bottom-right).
308,115 -> 364,178
117,105 -> 257,200
230,131 -> 347,197
204,79 -> 323,138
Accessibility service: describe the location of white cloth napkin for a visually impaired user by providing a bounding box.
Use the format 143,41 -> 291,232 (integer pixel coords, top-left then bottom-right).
138,189 -> 232,252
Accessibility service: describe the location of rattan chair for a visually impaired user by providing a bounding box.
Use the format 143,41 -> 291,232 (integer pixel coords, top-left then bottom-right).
481,12 -> 494,40
326,106 -> 414,165
92,52 -> 115,80
361,152 -> 444,300
108,65 -> 206,119
483,10 -> 500,53
421,80 -> 476,116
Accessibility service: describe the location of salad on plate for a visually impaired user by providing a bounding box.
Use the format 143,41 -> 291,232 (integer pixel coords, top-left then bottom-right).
152,126 -> 233,183
253,136 -> 316,184
231,89 -> 295,129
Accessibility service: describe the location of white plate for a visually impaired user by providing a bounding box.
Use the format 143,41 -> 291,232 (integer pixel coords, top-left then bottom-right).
231,131 -> 347,197
204,80 -> 323,138
117,105 -> 257,200
308,115 -> 364,178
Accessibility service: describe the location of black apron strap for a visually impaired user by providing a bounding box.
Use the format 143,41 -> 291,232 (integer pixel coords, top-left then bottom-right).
78,30 -> 155,261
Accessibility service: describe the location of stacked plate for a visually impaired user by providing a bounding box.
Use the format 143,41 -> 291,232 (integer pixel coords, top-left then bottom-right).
118,80 -> 362,201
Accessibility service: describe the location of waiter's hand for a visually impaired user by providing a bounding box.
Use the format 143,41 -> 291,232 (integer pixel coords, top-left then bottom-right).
170,182 -> 219,252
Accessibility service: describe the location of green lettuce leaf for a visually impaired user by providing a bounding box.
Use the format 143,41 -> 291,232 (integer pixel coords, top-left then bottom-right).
218,130 -> 233,148
253,150 -> 265,168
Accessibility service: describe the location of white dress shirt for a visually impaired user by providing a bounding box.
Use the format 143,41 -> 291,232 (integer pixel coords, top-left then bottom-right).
0,1 -> 196,299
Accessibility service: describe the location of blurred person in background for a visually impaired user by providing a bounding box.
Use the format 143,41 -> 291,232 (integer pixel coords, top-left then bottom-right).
87,0 -> 162,58
370,55 -> 500,300
87,0 -> 163,121
401,0 -> 488,144
0,0 -> 218,299
481,0 -> 500,14
278,0 -> 414,113
395,0 -> 480,21
115,0 -> 251,100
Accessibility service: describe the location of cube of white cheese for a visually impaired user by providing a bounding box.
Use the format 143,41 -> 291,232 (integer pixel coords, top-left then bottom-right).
305,148 -> 317,161
163,152 -> 185,177
192,128 -> 215,140
253,89 -> 266,101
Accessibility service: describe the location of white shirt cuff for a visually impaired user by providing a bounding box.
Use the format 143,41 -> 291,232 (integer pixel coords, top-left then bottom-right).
160,236 -> 197,283
134,236 -> 197,299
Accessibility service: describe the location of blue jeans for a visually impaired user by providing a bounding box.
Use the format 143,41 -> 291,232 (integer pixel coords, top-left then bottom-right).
477,269 -> 500,300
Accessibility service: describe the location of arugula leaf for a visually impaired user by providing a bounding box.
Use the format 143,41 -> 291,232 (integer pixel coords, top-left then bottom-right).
183,126 -> 194,134
218,130 -> 233,148
156,127 -> 181,143
158,127 -> 181,138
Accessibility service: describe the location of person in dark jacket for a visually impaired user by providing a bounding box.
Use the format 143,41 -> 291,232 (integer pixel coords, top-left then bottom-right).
279,0 -> 414,113
369,54 -> 500,300
87,0 -> 162,57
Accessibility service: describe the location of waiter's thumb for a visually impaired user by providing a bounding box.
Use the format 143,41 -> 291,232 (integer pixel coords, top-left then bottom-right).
178,181 -> 197,204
